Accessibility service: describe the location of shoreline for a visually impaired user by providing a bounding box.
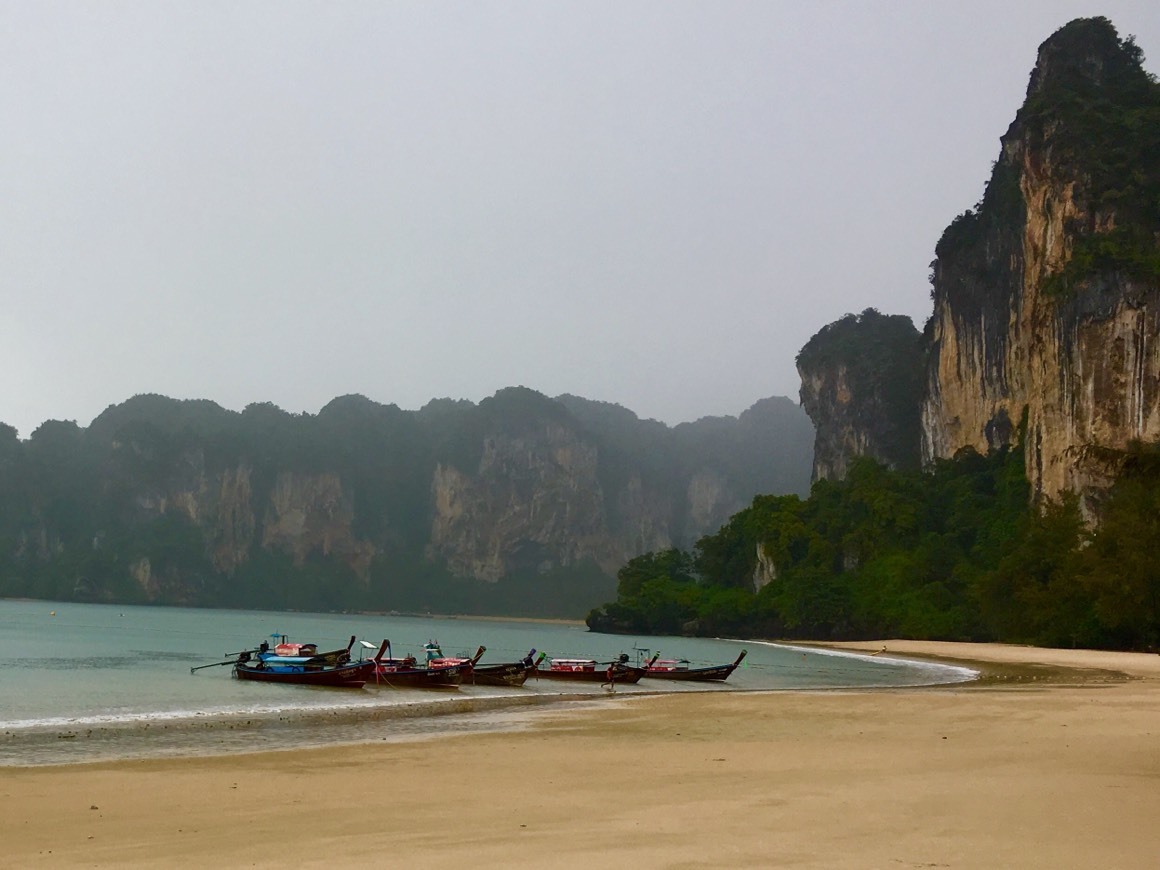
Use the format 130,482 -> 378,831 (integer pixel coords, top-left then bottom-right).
1,641 -> 976,769
6,641 -> 1160,868
814,638 -> 1160,680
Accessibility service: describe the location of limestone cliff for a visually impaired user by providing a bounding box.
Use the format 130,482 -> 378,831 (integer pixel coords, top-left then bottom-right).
424,388 -> 812,583
923,18 -> 1160,507
796,309 -> 924,481
427,420 -> 660,581
119,447 -> 377,583
261,471 -> 376,579
0,387 -> 812,615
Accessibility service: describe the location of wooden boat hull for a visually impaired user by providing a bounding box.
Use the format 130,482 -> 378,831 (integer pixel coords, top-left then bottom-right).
643,651 -> 747,682
471,661 -> 534,687
425,660 -> 474,682
234,659 -> 373,688
423,643 -> 486,683
367,663 -> 463,688
532,665 -> 645,684
643,664 -> 737,681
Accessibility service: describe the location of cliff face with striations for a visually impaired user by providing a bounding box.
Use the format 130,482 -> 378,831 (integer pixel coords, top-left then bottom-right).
0,387 -> 814,615
796,309 -> 925,481
923,17 -> 1160,507
798,20 -> 1159,506
427,420 -> 633,582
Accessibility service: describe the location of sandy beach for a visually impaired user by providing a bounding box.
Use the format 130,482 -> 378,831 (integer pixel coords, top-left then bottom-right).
5,641 -> 1160,869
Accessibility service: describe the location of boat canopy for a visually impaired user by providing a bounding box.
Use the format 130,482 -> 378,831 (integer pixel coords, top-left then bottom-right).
274,642 -> 316,656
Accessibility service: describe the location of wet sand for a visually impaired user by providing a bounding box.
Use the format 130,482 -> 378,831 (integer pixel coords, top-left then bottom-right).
5,641 -> 1160,868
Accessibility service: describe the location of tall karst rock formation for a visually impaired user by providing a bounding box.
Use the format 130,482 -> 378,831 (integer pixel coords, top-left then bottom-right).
800,18 -> 1160,505
796,309 -> 924,482
925,17 -> 1160,506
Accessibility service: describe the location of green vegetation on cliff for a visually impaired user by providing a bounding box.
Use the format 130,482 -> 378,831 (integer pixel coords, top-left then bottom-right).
0,389 -> 811,618
939,17 -> 1160,298
796,309 -> 924,476
587,441 -> 1160,651
1031,20 -> 1160,294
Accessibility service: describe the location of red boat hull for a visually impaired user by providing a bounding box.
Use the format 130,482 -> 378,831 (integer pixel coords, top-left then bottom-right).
234,660 -> 373,688
367,662 -> 463,688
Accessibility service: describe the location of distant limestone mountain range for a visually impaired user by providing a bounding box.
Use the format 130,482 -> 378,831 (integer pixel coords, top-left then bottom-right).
797,17 -> 1160,514
0,388 -> 813,616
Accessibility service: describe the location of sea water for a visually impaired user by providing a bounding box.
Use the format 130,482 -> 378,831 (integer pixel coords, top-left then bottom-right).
0,599 -> 975,766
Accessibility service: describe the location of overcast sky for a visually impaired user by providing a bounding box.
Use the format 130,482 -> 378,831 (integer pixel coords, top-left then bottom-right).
2,2 -> 1157,439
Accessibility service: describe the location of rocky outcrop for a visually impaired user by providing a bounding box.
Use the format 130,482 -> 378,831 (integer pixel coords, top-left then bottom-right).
752,542 -> 777,592
0,387 -> 812,612
262,471 -> 376,580
615,474 -> 675,558
799,21 -> 1159,507
428,422 -> 616,580
208,465 -> 255,575
426,415 -> 742,583
684,470 -> 736,543
923,18 -> 1160,508
796,309 -> 924,481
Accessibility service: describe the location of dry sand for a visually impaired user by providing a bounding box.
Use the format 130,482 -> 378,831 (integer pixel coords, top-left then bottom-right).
4,641 -> 1160,869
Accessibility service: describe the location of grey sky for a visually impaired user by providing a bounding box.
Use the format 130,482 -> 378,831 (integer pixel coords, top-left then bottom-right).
2,2 -> 1157,439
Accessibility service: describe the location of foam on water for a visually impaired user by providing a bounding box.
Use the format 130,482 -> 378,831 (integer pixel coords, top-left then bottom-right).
760,640 -> 980,685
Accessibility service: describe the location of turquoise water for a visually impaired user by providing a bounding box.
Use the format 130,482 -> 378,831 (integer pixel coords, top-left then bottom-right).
0,600 -> 975,765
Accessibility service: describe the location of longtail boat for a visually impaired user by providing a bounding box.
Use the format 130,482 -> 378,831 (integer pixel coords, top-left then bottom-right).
233,657 -> 374,687
367,640 -> 463,688
422,641 -> 486,682
531,653 -> 647,684
229,636 -> 374,688
641,650 -> 747,682
471,649 -> 543,687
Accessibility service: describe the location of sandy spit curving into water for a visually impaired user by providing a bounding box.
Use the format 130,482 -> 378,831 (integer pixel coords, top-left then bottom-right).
4,640 -> 1160,869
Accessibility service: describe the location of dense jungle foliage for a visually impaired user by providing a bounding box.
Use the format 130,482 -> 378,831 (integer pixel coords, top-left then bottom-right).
587,441 -> 1160,651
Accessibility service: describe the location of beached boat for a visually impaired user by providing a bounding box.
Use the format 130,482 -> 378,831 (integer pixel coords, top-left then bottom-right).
422,640 -> 486,681
230,637 -> 378,688
422,641 -> 540,686
531,653 -> 646,684
642,650 -> 747,682
470,649 -> 544,687
367,641 -> 463,688
233,657 -> 375,687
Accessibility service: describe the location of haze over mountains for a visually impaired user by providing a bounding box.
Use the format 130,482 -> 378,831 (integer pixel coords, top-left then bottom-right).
0,388 -> 813,617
